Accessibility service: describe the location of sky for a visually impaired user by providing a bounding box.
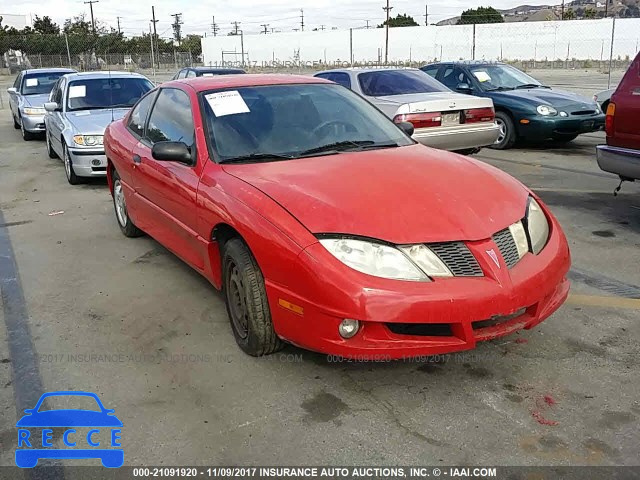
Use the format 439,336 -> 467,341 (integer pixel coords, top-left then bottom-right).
3,0 -> 560,37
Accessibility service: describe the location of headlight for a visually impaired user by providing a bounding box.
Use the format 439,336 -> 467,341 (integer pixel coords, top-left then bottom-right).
22,107 -> 46,115
536,105 -> 557,116
525,197 -> 550,254
398,244 -> 452,277
73,135 -> 104,146
319,238 -> 428,281
508,221 -> 529,260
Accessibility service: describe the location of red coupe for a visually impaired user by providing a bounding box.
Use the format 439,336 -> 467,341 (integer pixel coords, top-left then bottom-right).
104,74 -> 570,359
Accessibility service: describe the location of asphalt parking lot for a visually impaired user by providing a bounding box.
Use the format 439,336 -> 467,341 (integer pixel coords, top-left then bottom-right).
1,83 -> 639,468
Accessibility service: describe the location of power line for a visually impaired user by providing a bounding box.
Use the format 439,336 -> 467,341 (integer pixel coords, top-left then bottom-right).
84,0 -> 99,34
116,16 -> 122,33
231,21 -> 241,35
382,0 -> 393,63
211,16 -> 219,36
261,23 -> 269,34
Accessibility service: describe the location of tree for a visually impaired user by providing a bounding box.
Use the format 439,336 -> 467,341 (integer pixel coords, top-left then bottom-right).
181,34 -> 202,56
378,13 -> 419,28
457,7 -> 504,24
63,14 -> 107,35
562,8 -> 576,19
583,7 -> 597,18
33,15 -> 60,34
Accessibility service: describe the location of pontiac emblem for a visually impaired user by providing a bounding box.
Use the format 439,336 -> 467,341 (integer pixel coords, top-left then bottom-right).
486,249 -> 501,268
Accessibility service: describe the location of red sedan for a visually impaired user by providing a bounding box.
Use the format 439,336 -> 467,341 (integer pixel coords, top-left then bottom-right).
104,74 -> 570,359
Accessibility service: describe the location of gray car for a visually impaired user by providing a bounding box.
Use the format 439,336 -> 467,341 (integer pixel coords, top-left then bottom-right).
7,68 -> 76,141
44,71 -> 154,185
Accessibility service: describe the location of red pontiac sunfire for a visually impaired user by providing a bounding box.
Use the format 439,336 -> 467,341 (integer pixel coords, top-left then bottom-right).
104,74 -> 570,359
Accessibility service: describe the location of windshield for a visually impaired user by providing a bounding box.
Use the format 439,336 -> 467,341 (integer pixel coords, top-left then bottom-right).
21,72 -> 68,95
358,70 -> 449,96
469,64 -> 542,91
202,83 -> 414,163
66,77 -> 153,111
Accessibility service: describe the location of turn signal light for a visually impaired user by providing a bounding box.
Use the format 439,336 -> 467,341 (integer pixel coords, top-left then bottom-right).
394,112 -> 442,129
463,107 -> 495,123
605,102 -> 616,137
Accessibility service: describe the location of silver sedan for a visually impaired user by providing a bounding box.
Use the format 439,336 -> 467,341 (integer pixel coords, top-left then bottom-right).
314,67 -> 499,154
44,71 -> 154,185
7,68 -> 75,141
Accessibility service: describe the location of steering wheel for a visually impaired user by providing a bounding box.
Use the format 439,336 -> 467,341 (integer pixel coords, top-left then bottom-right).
312,120 -> 356,139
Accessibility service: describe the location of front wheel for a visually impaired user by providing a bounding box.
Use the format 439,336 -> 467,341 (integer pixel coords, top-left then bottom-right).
13,115 -> 20,129
222,238 -> 283,356
21,121 -> 35,141
63,142 -> 81,185
490,112 -> 516,150
112,169 -> 144,237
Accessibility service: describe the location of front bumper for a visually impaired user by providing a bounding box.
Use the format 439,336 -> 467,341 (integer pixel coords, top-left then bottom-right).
21,114 -> 46,133
596,144 -> 640,181
518,113 -> 605,141
69,148 -> 108,177
266,214 -> 570,360
413,123 -> 500,151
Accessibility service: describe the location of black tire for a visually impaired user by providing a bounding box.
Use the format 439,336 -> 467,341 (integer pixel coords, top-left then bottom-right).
222,238 -> 283,356
21,120 -> 35,141
552,133 -> 579,143
46,130 -> 59,159
601,100 -> 609,114
62,142 -> 82,185
490,111 -> 516,150
112,169 -> 144,238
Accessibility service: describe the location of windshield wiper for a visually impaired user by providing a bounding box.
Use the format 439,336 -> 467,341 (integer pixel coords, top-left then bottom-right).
297,140 -> 398,156
69,106 -> 111,112
485,86 -> 515,92
516,83 -> 550,89
220,152 -> 295,164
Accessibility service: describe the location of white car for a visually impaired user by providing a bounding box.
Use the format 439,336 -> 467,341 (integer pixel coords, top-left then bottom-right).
593,88 -> 615,111
314,67 -> 500,154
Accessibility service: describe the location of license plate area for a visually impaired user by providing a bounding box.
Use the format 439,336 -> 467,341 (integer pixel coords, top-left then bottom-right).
441,111 -> 461,126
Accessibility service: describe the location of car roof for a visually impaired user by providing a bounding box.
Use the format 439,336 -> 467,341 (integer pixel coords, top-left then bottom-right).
188,67 -> 245,73
22,68 -> 76,75
316,66 -> 420,75
425,61 -> 506,67
63,71 -> 148,81
170,74 -> 331,92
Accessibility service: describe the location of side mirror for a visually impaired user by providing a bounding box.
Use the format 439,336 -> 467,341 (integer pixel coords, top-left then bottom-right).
397,121 -> 415,137
44,102 -> 60,112
456,83 -> 473,94
151,141 -> 193,164
7,87 -> 17,94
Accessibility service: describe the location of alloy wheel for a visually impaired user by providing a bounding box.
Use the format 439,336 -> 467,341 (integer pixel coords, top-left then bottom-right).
225,262 -> 249,339
113,179 -> 128,227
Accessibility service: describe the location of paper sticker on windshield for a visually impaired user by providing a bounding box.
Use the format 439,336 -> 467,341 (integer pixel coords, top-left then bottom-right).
205,90 -> 250,117
25,78 -> 38,87
202,73 -> 214,77
69,85 -> 87,98
473,71 -> 491,83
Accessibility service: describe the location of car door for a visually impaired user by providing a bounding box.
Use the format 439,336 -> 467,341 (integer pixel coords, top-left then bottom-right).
131,87 -> 205,270
8,73 -> 22,118
611,53 -> 640,149
46,77 -> 67,157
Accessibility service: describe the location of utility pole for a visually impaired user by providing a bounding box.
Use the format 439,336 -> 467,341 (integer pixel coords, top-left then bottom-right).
604,0 -> 609,17
319,25 -> 325,31
211,16 -> 219,36
151,6 -> 159,68
383,0 -> 392,63
231,21 -> 241,35
561,0 -> 565,19
171,13 -> 183,45
261,24 -> 269,34
84,0 -> 99,34
300,9 -> 305,31
116,16 -> 122,34
365,20 -> 371,29
424,4 -> 428,26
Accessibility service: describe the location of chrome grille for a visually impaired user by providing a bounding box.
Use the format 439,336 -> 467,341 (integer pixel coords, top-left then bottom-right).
492,228 -> 520,269
428,242 -> 483,277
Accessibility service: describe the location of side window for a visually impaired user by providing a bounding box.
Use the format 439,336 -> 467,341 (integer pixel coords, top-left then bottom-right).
52,78 -> 65,104
146,88 -> 194,146
176,69 -> 187,79
441,67 -> 472,89
13,73 -> 22,90
329,72 -> 351,89
186,70 -> 197,78
422,66 -> 439,79
127,91 -> 158,138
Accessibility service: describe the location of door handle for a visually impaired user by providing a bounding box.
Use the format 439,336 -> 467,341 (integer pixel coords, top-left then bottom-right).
133,154 -> 141,164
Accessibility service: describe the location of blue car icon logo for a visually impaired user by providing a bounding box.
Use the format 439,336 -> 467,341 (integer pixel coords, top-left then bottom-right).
16,391 -> 123,468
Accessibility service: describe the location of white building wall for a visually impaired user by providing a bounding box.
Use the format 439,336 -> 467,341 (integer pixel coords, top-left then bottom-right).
202,18 -> 640,67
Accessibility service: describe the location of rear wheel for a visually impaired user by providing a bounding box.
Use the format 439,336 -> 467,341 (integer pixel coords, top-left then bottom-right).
112,169 -> 144,237
222,238 -> 283,356
490,112 -> 516,150
63,142 -> 81,185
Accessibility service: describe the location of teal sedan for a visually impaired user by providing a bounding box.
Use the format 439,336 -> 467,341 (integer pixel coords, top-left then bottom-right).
421,62 -> 605,149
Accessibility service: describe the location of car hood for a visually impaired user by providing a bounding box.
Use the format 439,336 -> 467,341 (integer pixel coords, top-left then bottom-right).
22,94 -> 50,108
66,108 -> 130,134
222,144 -> 529,244
16,410 -> 123,427
490,88 -> 596,109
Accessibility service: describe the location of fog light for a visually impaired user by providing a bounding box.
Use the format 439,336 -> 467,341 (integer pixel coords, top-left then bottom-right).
559,111 -> 568,117
338,319 -> 360,339
91,159 -> 101,166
